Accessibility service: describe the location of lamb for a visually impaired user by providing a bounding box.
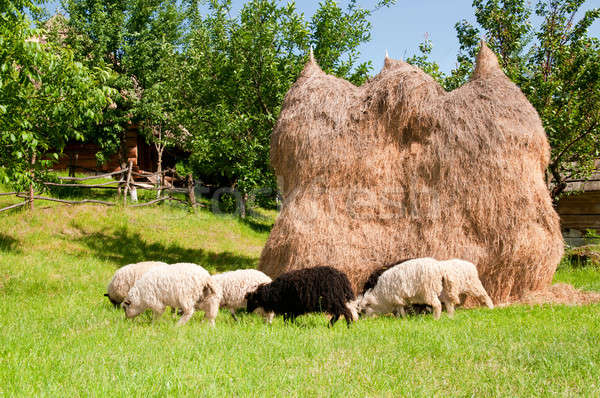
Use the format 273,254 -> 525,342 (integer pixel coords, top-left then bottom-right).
359,258 -> 494,319
360,260 -> 430,316
206,269 -> 275,323
105,261 -> 167,306
438,259 -> 495,311
122,262 -> 219,326
245,266 -> 358,327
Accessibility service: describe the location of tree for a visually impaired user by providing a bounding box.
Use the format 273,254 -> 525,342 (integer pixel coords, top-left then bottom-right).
0,0 -> 114,209
181,0 -> 395,216
407,0 -> 600,204
62,0 -> 135,167
124,0 -> 188,192
64,0 -> 190,177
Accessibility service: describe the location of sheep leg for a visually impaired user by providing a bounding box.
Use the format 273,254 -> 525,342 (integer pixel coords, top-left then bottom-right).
230,309 -> 239,322
152,306 -> 165,321
430,297 -> 443,320
177,309 -> 195,325
444,301 -> 455,318
329,314 -> 340,328
397,306 -> 407,318
342,308 -> 354,328
262,310 -> 275,324
203,298 -> 219,327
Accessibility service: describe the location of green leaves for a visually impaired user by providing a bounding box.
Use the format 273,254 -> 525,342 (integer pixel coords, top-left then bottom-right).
0,2 -> 114,192
407,0 -> 600,202
180,0 -> 390,196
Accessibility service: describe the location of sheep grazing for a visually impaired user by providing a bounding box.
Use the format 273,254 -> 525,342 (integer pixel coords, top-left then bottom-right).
438,259 -> 495,311
122,262 -> 219,326
206,269 -> 275,323
245,266 -> 358,327
105,261 -> 167,306
360,259 -> 430,316
359,258 -> 493,320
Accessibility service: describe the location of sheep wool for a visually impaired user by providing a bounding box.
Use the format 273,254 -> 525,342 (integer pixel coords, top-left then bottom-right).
438,259 -> 494,310
359,260 -> 431,316
245,266 -> 358,327
359,258 -> 493,319
122,262 -> 219,326
105,261 -> 168,306
209,269 -> 274,323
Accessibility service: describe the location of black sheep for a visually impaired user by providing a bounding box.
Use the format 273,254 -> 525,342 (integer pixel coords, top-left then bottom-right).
362,259 -> 431,316
245,266 -> 356,327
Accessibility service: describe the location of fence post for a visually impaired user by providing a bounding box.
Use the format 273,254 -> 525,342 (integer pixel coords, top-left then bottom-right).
123,161 -> 133,206
187,174 -> 196,208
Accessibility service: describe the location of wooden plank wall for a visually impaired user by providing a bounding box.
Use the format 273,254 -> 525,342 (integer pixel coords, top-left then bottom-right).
53,126 -> 141,172
558,191 -> 600,230
558,190 -> 600,246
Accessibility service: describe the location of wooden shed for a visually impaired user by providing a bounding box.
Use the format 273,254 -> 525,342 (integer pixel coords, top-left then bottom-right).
52,125 -> 186,174
557,171 -> 600,246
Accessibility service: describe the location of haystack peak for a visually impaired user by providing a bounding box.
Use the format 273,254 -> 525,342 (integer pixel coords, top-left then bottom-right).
471,41 -> 504,81
301,47 -> 324,78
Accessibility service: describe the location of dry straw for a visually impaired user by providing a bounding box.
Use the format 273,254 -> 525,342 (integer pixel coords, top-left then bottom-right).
259,42 -> 565,304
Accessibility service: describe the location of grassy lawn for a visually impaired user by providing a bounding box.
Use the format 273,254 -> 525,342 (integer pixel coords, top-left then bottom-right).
1,203 -> 599,396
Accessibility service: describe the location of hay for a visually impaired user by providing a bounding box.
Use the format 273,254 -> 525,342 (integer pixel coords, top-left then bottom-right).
259,42 -> 564,304
515,283 -> 600,306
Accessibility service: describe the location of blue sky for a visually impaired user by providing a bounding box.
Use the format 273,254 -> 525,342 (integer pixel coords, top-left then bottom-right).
48,0 -> 600,73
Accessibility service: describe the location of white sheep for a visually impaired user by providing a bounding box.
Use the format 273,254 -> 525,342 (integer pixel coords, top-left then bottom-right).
359,258 -> 493,319
105,261 -> 167,306
438,259 -> 494,314
207,269 -> 275,323
122,262 -> 219,326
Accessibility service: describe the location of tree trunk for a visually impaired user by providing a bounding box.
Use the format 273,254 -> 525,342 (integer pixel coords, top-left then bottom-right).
29,153 -> 36,211
187,174 -> 196,208
548,164 -> 567,208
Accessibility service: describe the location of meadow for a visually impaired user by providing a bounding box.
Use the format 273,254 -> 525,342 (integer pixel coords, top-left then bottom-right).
1,200 -> 600,397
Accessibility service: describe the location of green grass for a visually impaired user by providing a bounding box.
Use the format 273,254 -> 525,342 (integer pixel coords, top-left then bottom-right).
1,204 -> 600,396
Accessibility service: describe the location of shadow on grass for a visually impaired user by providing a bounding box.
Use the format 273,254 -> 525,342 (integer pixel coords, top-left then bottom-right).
0,233 -> 20,253
46,185 -> 118,201
238,209 -> 275,234
72,224 -> 257,272
239,217 -> 273,233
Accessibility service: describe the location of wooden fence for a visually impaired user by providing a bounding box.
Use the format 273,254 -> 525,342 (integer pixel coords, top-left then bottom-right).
0,161 -> 199,213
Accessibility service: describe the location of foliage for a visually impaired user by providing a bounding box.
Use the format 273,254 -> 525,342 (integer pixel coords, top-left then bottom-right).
61,0 -> 135,165
0,0 -> 114,192
124,1 -> 188,173
182,0 -> 394,201
407,0 -> 600,203
405,36 -> 446,83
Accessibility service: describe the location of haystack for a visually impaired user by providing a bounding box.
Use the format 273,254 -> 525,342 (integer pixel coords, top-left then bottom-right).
259,43 -> 564,304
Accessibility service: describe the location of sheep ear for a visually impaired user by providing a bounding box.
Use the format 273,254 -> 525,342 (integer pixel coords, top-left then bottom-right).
104,293 -> 109,297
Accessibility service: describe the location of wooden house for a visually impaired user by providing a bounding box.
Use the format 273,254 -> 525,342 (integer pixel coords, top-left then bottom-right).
557,171 -> 600,246
53,125 -> 186,174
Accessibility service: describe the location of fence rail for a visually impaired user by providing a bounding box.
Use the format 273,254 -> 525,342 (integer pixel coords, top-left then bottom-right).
0,162 -> 200,213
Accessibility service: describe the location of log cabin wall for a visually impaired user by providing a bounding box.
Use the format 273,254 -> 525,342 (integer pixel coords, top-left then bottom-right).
53,125 -> 143,172
557,175 -> 600,246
